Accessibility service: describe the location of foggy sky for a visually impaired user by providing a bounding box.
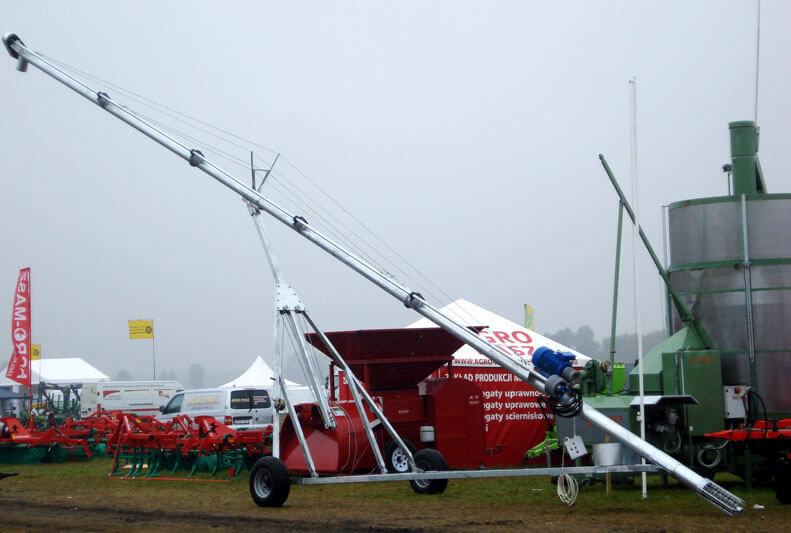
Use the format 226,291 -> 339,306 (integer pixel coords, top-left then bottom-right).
2,1 -> 789,385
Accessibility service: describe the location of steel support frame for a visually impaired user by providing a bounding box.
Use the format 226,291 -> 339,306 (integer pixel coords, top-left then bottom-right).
293,463 -> 660,485
250,207 -> 413,476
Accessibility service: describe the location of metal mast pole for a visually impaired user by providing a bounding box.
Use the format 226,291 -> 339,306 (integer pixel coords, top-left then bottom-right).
152,319 -> 157,380
629,77 -> 648,500
28,269 -> 33,427
661,205 -> 673,337
609,201 -> 624,394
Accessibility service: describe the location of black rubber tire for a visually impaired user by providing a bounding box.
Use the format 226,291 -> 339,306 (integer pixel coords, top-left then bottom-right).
775,462 -> 791,504
409,448 -> 448,495
249,456 -> 291,507
384,439 -> 416,473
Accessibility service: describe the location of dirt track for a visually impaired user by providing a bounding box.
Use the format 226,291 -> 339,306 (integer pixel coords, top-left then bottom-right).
0,488 -> 788,533
0,494 -> 523,532
0,497 -> 361,532
0,460 -> 789,532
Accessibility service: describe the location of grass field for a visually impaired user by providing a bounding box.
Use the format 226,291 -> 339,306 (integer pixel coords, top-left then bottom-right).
0,457 -> 789,532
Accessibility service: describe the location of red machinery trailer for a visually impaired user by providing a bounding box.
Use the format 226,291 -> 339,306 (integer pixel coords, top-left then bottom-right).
293,327 -> 487,472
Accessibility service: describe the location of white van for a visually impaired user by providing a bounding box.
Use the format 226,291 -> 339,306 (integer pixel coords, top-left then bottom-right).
158,387 -> 273,430
80,381 -> 184,418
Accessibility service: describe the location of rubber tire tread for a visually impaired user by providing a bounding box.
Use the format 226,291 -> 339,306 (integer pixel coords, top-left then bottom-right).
249,456 -> 291,507
410,448 -> 449,495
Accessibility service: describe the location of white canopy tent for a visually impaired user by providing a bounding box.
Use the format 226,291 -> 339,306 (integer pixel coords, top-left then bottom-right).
407,298 -> 591,367
220,356 -> 315,405
0,357 -> 110,387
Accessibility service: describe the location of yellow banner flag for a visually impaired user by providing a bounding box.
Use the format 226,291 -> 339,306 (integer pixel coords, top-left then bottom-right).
523,304 -> 534,331
31,345 -> 41,360
128,319 -> 154,339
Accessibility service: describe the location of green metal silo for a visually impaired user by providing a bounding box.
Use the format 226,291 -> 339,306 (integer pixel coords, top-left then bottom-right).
667,121 -> 791,416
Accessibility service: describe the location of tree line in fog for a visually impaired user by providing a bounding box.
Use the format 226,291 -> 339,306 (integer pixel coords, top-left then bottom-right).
115,363 -> 206,388
543,325 -> 666,362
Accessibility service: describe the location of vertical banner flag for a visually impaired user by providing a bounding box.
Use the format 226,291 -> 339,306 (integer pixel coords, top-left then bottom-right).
523,304 -> 534,331
128,319 -> 154,339
7,268 -> 32,387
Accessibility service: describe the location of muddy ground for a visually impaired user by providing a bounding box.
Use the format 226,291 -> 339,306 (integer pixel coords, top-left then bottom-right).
0,487 -> 788,532
0,461 -> 789,532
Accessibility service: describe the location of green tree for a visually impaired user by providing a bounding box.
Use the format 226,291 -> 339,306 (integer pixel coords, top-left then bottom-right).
573,325 -> 601,357
543,325 -> 601,356
598,329 -> 665,362
546,327 -> 575,349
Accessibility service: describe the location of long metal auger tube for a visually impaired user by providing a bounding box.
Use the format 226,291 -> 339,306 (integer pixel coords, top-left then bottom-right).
3,33 -> 744,515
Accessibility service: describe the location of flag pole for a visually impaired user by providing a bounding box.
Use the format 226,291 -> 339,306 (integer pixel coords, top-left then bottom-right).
128,319 -> 155,378
28,270 -> 33,428
151,319 -> 156,380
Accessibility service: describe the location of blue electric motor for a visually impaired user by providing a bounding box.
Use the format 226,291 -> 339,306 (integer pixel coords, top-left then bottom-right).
532,346 -> 581,384
531,346 -> 582,414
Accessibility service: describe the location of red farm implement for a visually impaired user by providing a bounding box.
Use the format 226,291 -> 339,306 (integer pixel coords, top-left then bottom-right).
0,416 -> 93,463
706,419 -> 791,442
107,413 -> 272,479
1,411 -> 272,480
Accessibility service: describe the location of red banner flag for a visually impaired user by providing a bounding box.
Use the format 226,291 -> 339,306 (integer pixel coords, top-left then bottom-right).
6,268 -> 31,387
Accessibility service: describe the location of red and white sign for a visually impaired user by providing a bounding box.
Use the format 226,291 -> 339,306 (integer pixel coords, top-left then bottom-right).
6,268 -> 31,387
410,298 -> 590,467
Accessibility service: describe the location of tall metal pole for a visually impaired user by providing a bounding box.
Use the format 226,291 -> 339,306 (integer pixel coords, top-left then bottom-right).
607,203 -> 624,497
151,319 -> 157,380
754,0 -> 761,124
661,205 -> 673,337
629,77 -> 647,499
609,201 -> 624,395
741,195 -> 757,390
2,34 -> 744,515
28,269 -> 34,427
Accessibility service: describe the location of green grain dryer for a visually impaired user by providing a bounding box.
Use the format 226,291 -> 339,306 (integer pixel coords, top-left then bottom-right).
564,122 -> 791,498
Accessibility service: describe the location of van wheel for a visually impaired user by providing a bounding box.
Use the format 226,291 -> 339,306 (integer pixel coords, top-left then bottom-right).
249,457 -> 290,507
409,449 -> 448,495
385,439 -> 416,473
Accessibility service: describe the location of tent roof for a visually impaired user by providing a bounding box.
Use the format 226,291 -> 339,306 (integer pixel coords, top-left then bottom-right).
0,357 -> 110,387
406,298 -> 590,367
219,356 -> 303,389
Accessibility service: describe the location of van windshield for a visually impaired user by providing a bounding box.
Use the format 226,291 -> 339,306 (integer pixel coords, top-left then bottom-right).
230,389 -> 271,409
162,393 -> 183,414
